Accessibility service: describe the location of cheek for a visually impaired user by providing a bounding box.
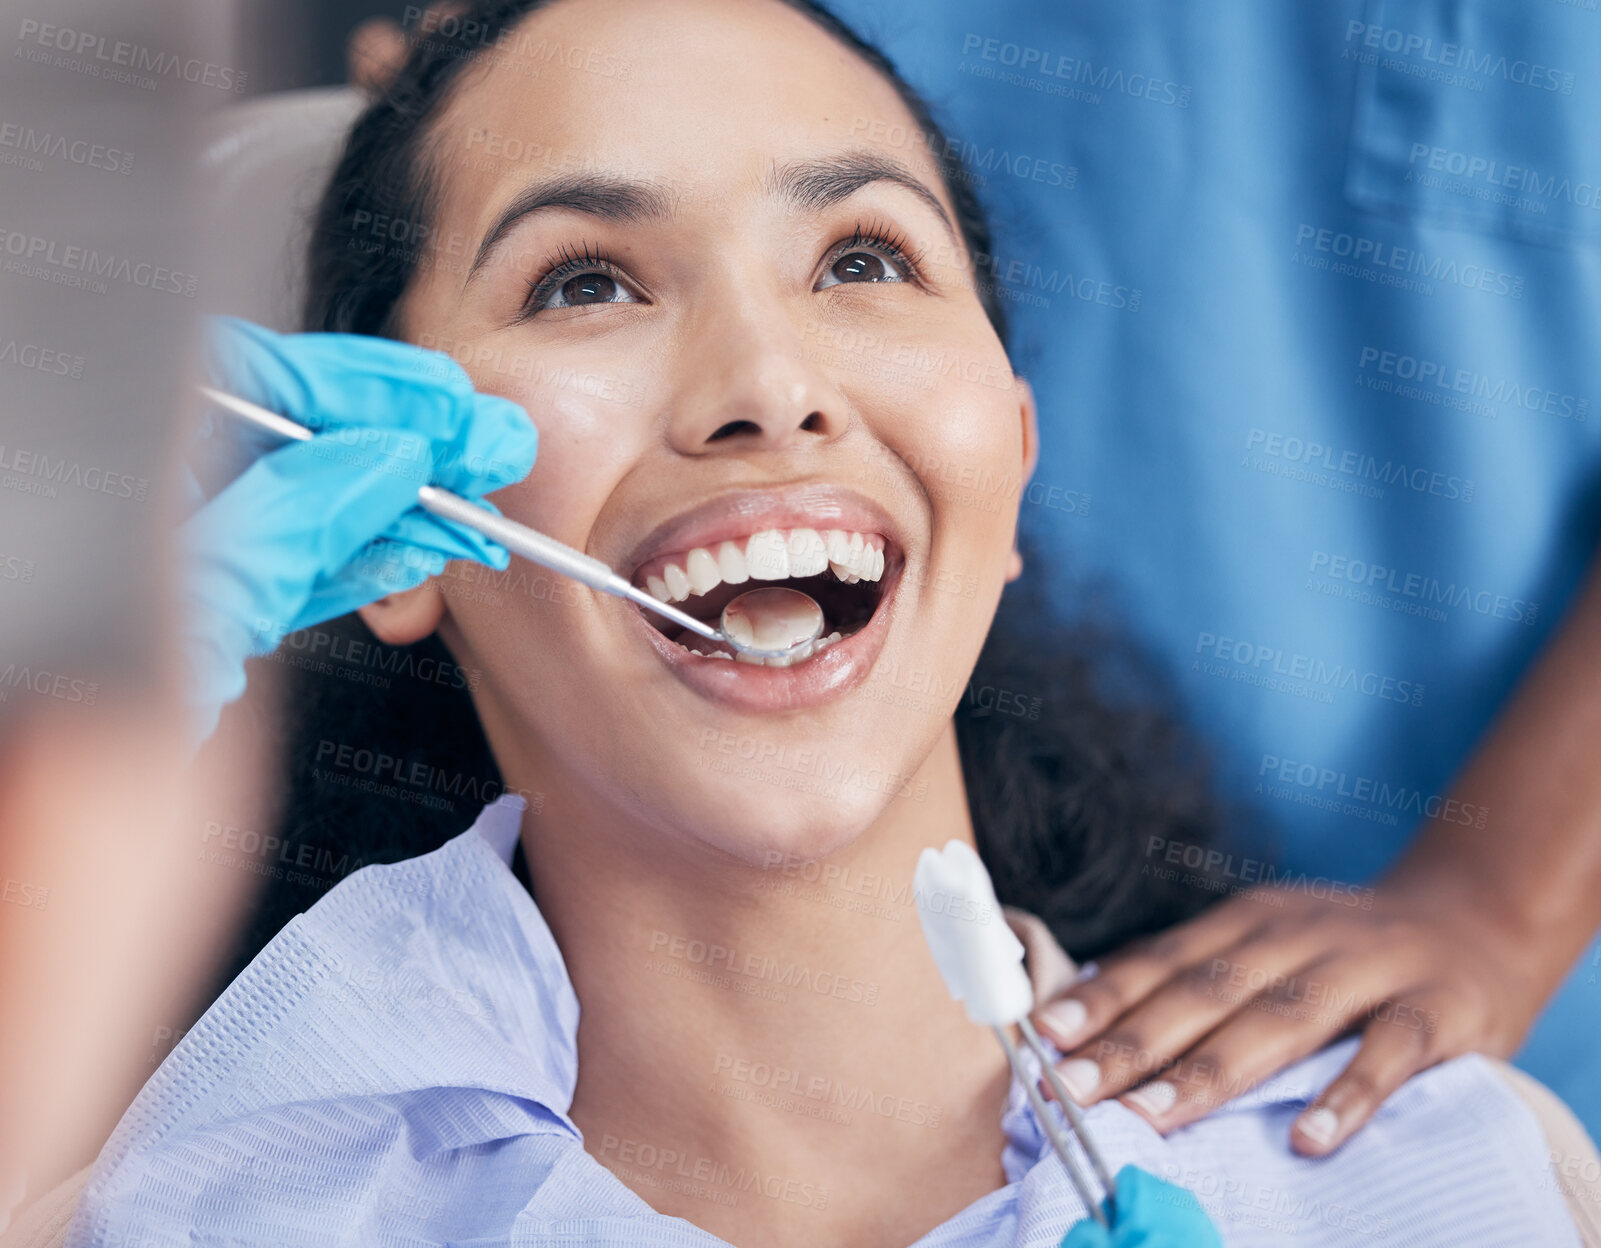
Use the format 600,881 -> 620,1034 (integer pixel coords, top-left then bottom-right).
467,352 -> 654,547
400,279 -> 658,544
879,350 -> 1025,652
925,392 -> 1021,492
881,358 -> 1026,546
431,352 -> 656,658
823,296 -> 1022,515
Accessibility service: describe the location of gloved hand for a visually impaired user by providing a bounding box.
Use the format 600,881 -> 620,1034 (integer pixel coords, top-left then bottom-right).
1060,1166 -> 1222,1247
181,316 -> 538,745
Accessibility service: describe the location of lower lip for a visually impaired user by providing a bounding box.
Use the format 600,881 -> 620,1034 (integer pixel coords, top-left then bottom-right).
626,561 -> 902,714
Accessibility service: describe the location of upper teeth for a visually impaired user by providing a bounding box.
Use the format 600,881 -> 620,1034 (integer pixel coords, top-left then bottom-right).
643,528 -> 886,603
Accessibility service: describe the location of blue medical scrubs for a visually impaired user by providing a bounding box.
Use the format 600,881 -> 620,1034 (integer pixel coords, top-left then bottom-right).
826,0 -> 1601,1133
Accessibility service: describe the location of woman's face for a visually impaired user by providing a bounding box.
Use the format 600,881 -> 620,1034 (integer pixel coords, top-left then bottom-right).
381,0 -> 1035,862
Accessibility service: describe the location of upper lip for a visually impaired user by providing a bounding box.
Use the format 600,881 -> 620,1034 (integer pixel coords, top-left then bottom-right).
622,482 -> 906,579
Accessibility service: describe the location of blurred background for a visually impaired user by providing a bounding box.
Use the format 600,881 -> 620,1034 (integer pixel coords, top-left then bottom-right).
237,0 -> 407,92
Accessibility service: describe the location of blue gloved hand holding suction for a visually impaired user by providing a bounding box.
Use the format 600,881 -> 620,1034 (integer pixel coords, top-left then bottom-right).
1061,1165 -> 1222,1247
181,316 -> 537,745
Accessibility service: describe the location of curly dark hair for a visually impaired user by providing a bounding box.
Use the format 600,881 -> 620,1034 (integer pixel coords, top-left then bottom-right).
220,0 -> 1226,991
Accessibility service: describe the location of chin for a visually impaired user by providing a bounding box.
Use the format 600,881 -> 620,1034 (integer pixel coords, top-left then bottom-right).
674,765 -> 908,869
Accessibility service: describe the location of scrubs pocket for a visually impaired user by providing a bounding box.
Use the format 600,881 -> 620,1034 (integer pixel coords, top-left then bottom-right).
1344,0 -> 1601,247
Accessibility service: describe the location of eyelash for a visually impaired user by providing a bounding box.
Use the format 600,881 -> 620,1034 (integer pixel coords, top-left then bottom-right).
521,241 -> 624,315
517,220 -> 927,318
826,219 -> 927,285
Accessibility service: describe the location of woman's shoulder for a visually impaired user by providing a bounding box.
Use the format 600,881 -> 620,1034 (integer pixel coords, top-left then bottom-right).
64,798 -> 585,1248
1010,914 -> 1591,1243
1142,1042 -> 1587,1245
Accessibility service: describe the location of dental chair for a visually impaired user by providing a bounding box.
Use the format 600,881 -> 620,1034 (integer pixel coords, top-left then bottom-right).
4,85 -> 1599,1248
195,86 -> 367,333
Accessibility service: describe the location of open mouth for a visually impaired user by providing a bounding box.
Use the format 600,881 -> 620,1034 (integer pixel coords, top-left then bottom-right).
631,528 -> 894,668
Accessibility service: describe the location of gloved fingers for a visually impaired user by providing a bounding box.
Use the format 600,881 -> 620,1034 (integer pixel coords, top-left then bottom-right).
181,434 -> 437,649
290,505 -> 516,634
343,537 -> 446,592
201,432 -> 438,567
204,316 -> 537,473
289,540 -> 441,634
383,506 -> 513,570
185,416 -> 287,504
207,317 -> 467,434
181,421 -> 519,664
206,316 -> 332,427
426,391 -> 539,498
1095,1165 -> 1221,1247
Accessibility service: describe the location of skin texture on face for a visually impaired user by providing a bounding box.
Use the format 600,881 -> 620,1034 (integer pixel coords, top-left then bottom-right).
363,0 -> 1036,866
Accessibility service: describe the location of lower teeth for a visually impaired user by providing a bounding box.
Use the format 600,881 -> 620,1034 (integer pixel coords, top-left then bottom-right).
732,629 -> 845,667
685,628 -> 849,666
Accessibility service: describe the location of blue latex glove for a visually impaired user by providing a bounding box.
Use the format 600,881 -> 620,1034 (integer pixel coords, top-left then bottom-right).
1061,1166 -> 1222,1248
181,316 -> 538,744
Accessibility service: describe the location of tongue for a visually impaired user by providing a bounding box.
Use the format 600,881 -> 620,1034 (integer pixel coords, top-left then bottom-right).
721,586 -> 825,652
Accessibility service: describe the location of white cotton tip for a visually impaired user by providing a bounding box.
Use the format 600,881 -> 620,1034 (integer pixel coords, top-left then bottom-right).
913,840 -> 1034,1026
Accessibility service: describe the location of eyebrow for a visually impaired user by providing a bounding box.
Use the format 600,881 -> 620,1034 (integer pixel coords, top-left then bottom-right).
466,150 -> 957,282
468,175 -> 674,280
767,151 -> 956,241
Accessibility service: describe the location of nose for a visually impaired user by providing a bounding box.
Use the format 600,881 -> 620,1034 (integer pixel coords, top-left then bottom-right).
665,292 -> 849,455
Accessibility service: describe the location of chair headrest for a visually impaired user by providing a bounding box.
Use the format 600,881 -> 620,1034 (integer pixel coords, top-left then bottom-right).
199,87 -> 367,332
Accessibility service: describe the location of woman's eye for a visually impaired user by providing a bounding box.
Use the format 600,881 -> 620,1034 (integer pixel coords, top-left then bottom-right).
527,266 -> 642,314
817,247 -> 908,290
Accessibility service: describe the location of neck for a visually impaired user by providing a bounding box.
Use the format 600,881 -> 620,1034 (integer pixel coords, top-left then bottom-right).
508,721 -> 1015,1248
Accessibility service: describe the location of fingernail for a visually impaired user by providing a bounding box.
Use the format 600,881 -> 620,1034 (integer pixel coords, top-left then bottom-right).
1040,999 -> 1088,1043
1297,1106 -> 1339,1147
1056,1058 -> 1101,1103
1124,1080 -> 1178,1119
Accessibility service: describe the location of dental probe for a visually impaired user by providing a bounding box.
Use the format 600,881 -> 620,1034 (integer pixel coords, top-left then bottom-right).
914,841 -> 1119,1229
195,385 -> 826,661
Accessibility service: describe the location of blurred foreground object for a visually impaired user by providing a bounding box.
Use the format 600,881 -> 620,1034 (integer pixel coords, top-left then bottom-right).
0,0 -> 268,1224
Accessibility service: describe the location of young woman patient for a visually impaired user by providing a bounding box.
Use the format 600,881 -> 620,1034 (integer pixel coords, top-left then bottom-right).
68,1 -> 1587,1245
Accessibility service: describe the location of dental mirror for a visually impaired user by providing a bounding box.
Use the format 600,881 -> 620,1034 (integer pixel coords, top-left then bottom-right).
719,586 -> 826,659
